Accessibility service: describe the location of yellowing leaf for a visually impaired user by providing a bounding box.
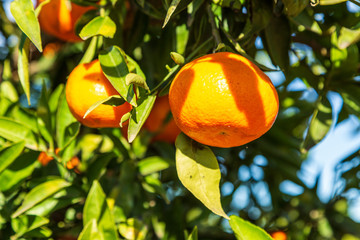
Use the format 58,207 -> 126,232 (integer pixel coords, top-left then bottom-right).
175,133 -> 229,219
162,0 -> 182,28
10,0 -> 42,52
79,16 -> 116,40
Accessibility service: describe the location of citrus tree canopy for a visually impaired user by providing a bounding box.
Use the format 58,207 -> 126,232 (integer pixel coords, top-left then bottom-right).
0,0 -> 359,239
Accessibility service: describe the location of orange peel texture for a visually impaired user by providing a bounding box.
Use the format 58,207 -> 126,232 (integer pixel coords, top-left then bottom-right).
169,52 -> 279,148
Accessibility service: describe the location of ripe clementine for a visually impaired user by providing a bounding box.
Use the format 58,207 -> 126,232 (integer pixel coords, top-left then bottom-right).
169,52 -> 279,148
271,231 -> 287,240
65,59 -> 131,128
37,0 -> 93,42
143,96 -> 181,143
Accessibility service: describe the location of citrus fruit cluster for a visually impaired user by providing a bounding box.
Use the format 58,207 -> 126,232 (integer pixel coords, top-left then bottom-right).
38,148 -> 80,172
65,52 -> 278,148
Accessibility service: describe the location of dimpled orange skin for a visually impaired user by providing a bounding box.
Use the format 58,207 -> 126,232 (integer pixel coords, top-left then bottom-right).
169,52 -> 279,148
143,96 -> 181,143
65,59 -> 132,128
37,0 -> 93,42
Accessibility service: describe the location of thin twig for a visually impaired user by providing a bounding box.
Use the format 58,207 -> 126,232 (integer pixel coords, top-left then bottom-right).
206,3 -> 222,46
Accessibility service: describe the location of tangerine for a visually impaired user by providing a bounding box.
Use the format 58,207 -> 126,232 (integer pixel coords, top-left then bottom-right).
143,96 -> 181,143
65,59 -> 131,128
169,52 -> 279,148
37,0 -> 93,42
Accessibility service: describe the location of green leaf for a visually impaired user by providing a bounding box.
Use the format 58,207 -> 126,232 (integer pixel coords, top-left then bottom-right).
142,175 -> 170,203
80,36 -> 101,64
0,141 -> 25,175
0,151 -> 37,192
229,215 -> 273,240
17,35 -> 31,105
338,84 -> 360,119
83,181 -> 118,240
86,153 -> 114,184
138,156 -> 173,175
282,0 -> 308,16
23,226 -> 52,238
126,55 -> 146,79
11,215 -> 49,238
291,10 -> 322,35
83,95 -> 126,119
37,82 -> 54,148
9,106 -> 39,134
212,0 -> 241,9
0,80 -> 19,102
78,219 -> 102,240
79,16 -> 117,40
0,117 -> 39,150
99,46 -> 137,106
162,0 -> 181,28
330,30 -> 359,79
56,90 -> 79,149
128,94 -> 157,143
48,84 -> 64,115
120,112 -> 131,127
309,97 -> 332,143
263,15 -> 291,71
187,226 -> 198,240
175,133 -> 229,219
10,0 -> 42,52
26,186 -> 83,216
12,178 -> 71,218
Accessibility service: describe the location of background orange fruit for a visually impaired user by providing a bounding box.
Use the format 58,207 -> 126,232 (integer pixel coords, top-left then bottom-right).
37,0 -> 93,42
143,96 -> 181,143
271,231 -> 287,240
169,52 -> 279,148
38,151 -> 54,166
65,59 -> 131,128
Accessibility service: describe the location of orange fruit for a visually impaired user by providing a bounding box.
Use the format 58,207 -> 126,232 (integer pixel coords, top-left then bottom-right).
43,42 -> 63,58
37,0 -> 93,42
271,231 -> 287,240
66,156 -> 80,170
143,96 -> 181,143
65,59 -> 132,128
169,52 -> 279,148
38,151 -> 54,166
